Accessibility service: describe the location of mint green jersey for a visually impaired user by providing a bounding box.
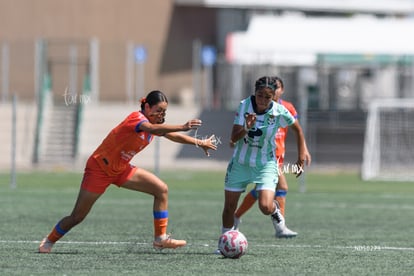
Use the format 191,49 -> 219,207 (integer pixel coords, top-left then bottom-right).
232,95 -> 295,167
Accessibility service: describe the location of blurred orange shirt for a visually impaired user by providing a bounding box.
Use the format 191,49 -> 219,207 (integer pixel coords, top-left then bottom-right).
92,111 -> 154,176
275,99 -> 298,163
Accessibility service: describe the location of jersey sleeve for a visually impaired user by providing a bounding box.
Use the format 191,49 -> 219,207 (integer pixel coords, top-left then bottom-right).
283,101 -> 298,119
134,119 -> 149,132
233,100 -> 247,126
278,104 -> 296,128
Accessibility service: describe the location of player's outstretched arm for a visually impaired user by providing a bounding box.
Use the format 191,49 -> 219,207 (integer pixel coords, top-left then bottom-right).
139,119 -> 202,136
164,132 -> 218,156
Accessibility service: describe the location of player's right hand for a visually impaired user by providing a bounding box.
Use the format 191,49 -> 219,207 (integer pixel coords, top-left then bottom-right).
184,119 -> 202,130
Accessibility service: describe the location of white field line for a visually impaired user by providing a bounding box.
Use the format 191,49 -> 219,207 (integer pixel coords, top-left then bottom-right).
292,202 -> 414,210
1,240 -> 414,252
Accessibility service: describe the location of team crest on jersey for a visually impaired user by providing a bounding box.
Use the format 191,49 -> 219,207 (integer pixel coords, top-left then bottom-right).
267,115 -> 276,125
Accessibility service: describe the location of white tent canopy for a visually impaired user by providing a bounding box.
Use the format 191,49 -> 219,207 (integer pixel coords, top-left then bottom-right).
226,15 -> 414,65
176,0 -> 414,14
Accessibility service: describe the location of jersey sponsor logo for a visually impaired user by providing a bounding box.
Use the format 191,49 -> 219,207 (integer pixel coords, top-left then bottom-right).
246,128 -> 262,139
243,128 -> 263,148
120,150 -> 137,161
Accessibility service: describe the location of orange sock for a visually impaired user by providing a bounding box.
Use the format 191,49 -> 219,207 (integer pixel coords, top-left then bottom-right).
275,190 -> 287,216
47,221 -> 68,243
153,210 -> 168,238
234,190 -> 257,218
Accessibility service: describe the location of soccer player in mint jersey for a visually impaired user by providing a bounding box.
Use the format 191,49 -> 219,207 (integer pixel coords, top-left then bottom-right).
219,76 -> 310,245
233,76 -> 311,238
39,90 -> 217,253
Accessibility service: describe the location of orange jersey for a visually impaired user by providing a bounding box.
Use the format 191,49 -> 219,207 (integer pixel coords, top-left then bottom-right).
92,111 -> 154,176
275,99 -> 298,160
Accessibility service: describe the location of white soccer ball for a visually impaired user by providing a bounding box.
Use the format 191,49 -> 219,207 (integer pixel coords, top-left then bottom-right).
218,230 -> 248,259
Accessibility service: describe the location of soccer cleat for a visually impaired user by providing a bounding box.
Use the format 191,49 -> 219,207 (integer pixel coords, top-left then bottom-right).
38,237 -> 54,253
275,226 -> 298,238
214,248 -> 222,255
153,235 -> 186,250
270,200 -> 297,238
233,215 -> 241,230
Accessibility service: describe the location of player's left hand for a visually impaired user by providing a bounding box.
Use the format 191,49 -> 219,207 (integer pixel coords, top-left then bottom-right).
295,151 -> 311,177
199,134 -> 219,156
294,159 -> 305,177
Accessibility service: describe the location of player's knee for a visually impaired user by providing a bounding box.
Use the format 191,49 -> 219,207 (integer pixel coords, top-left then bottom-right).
258,203 -> 273,215
160,183 -> 168,194
277,183 -> 288,191
155,184 -> 168,200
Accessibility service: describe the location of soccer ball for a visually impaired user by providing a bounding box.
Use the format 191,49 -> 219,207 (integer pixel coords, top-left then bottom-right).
218,230 -> 248,259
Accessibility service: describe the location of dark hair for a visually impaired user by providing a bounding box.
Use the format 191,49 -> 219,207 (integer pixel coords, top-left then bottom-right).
255,76 -> 277,91
271,76 -> 284,89
140,90 -> 168,110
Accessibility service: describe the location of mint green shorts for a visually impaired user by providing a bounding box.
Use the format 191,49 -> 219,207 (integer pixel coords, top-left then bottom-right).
224,158 -> 278,192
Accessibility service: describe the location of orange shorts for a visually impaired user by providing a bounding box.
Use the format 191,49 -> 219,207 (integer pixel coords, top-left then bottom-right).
80,156 -> 137,194
276,155 -> 284,167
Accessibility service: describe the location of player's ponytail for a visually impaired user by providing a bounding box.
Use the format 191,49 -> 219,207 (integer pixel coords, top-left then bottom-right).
271,76 -> 284,89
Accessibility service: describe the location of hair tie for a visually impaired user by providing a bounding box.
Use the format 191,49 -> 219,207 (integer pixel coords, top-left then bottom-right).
140,97 -> 146,104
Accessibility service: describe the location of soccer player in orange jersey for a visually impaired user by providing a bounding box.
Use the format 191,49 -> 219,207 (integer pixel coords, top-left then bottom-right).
39,90 -> 217,253
233,76 -> 311,238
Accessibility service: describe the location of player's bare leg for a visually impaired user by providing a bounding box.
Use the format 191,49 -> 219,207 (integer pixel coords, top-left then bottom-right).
122,167 -> 186,249
222,190 -> 242,232
39,189 -> 102,253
